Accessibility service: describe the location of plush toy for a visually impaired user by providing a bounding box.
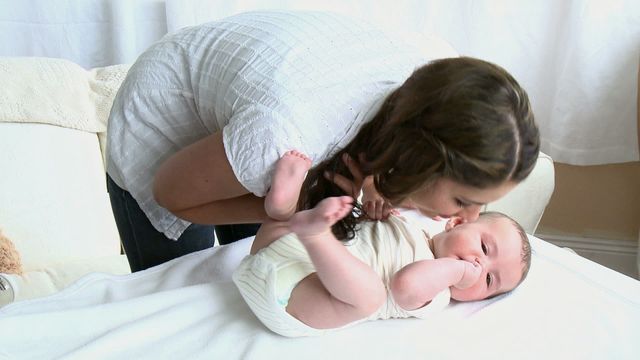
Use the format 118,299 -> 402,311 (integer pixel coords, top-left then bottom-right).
0,230 -> 22,275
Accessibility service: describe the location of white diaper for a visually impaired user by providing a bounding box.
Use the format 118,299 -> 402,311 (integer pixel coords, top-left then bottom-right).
233,233 -> 338,337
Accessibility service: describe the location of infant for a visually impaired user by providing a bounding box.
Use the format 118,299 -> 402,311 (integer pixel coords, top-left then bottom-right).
233,151 -> 531,337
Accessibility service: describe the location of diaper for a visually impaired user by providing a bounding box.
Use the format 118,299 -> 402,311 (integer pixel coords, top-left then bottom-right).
233,233 -> 331,337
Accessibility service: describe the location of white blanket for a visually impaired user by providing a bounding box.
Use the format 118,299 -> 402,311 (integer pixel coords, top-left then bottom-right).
1,236 -> 639,360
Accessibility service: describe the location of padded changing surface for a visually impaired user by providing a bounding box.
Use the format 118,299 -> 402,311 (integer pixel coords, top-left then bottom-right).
0,234 -> 638,360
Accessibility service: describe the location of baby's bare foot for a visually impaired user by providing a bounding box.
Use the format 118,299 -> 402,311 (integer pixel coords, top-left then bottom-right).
289,196 -> 353,239
265,150 -> 312,221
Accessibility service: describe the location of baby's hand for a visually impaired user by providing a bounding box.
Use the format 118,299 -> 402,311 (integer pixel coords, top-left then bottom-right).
454,260 -> 482,289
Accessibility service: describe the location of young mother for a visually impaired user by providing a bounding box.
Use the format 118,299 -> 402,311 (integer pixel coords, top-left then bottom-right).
106,10 -> 539,272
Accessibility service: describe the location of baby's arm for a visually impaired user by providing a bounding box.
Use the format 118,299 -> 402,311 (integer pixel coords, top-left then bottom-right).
390,258 -> 481,310
286,197 -> 387,329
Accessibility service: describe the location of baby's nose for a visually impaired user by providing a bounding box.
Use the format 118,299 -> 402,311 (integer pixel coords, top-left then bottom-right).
477,256 -> 493,272
463,256 -> 480,266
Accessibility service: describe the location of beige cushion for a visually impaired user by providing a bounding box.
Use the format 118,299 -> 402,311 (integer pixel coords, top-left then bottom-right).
0,57 -> 128,133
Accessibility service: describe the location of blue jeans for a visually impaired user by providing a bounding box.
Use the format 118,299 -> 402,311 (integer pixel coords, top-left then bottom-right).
107,175 -> 260,272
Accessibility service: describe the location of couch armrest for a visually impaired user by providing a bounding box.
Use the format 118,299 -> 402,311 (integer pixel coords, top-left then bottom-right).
484,152 -> 555,234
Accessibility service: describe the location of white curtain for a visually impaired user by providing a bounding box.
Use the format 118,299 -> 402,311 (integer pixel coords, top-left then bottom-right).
1,0 -> 638,165
0,0 -> 168,67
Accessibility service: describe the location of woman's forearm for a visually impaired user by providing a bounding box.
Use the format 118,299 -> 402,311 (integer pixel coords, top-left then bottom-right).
172,194 -> 267,225
153,132 -> 251,212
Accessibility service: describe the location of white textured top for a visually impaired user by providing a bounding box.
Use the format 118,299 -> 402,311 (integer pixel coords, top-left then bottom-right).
106,10 -> 427,239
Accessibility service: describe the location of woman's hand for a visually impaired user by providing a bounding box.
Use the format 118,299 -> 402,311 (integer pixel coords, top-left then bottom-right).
324,153 -> 364,198
361,176 -> 399,220
325,153 -> 397,220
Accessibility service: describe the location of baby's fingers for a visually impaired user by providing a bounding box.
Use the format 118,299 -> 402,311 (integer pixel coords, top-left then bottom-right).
455,260 -> 482,289
465,260 -> 483,285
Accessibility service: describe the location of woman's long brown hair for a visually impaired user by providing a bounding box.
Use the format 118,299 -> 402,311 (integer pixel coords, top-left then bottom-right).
298,57 -> 540,240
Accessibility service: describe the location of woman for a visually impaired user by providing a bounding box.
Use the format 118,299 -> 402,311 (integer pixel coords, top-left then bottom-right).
106,10 -> 539,271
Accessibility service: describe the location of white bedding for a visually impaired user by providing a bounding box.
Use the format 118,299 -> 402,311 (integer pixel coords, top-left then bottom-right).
1,234 -> 639,360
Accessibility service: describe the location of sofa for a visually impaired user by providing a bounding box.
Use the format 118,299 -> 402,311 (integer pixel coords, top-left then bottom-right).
0,55 -> 555,307
0,58 -> 132,305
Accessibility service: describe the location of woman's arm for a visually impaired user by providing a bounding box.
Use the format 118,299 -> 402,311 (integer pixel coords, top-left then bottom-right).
172,194 -> 267,225
153,132 -> 267,224
390,258 -> 480,310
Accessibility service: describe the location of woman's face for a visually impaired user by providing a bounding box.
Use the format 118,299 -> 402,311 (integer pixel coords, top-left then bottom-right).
399,178 -> 517,222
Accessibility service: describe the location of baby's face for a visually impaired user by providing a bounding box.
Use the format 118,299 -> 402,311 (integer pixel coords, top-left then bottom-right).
432,216 -> 524,301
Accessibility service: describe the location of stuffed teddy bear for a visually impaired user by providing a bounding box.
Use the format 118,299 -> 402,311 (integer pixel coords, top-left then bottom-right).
0,230 -> 23,275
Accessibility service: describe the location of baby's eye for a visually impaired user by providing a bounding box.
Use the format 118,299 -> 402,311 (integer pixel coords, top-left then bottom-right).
486,273 -> 492,287
481,242 -> 488,255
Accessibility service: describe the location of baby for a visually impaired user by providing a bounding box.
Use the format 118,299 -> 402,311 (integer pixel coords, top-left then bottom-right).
233,151 -> 531,337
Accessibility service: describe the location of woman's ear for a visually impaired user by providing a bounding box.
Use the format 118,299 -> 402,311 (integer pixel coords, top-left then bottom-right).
445,216 -> 465,231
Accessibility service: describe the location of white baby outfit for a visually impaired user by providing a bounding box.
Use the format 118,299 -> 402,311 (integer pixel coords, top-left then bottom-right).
233,216 -> 451,337
106,10 -> 427,239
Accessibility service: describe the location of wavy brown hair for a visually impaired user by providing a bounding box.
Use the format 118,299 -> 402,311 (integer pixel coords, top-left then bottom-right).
299,57 -> 540,240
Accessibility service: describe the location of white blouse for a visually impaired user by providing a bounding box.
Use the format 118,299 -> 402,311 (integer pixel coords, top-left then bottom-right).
106,10 -> 427,239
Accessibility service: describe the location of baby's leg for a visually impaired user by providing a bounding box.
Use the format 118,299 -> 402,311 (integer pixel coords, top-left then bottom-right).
288,196 -> 352,239
286,196 -> 386,329
265,150 -> 312,221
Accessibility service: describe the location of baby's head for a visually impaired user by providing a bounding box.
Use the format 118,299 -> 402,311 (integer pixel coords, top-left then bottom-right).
431,211 -> 531,301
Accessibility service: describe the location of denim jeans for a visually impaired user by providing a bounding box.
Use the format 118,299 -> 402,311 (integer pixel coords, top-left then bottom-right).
107,175 -> 260,272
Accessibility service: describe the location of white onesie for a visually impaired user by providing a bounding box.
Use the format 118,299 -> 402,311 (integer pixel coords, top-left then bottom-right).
233,216 -> 451,337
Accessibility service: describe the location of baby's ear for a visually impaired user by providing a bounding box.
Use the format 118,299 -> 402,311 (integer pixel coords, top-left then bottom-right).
444,216 -> 465,231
